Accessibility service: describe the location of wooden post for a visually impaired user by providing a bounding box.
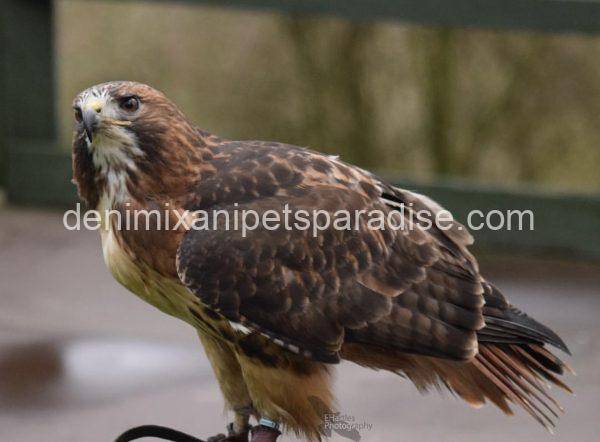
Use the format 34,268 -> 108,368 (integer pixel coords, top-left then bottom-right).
0,0 -> 55,188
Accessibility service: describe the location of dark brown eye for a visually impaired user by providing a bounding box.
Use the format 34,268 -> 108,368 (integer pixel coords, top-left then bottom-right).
74,107 -> 83,122
119,96 -> 140,112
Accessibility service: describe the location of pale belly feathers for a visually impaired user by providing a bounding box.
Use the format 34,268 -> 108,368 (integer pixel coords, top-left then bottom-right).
96,191 -> 237,343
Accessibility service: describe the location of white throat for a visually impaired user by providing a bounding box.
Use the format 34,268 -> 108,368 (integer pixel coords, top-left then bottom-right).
90,129 -> 144,206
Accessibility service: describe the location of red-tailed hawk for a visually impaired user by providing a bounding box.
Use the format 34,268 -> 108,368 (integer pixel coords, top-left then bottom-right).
72,82 -> 571,442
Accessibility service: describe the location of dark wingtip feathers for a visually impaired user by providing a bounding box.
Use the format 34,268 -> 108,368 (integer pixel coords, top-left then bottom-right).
484,307 -> 571,355
480,282 -> 570,355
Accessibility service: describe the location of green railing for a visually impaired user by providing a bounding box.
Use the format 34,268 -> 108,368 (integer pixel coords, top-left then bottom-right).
1,0 -> 600,259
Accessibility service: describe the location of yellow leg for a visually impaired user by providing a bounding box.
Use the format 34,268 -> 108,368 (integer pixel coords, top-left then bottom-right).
198,331 -> 255,434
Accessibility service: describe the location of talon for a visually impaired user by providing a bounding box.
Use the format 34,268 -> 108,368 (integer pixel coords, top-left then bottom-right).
226,422 -> 251,441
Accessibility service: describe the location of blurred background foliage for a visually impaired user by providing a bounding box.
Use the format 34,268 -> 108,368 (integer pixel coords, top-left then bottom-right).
56,0 -> 600,193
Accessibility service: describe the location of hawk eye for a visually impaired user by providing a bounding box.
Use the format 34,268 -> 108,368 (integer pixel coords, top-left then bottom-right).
74,107 -> 83,123
119,96 -> 140,112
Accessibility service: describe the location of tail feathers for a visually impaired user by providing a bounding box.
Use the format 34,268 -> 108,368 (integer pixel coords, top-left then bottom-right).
342,340 -> 572,431
472,343 -> 571,433
473,283 -> 572,429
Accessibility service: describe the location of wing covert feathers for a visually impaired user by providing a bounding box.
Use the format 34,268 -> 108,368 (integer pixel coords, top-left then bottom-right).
177,143 -> 488,363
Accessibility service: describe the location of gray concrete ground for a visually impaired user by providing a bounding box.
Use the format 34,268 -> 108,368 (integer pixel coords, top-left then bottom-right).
0,207 -> 599,442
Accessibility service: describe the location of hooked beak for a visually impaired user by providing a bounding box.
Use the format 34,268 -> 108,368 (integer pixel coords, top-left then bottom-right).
83,108 -> 99,143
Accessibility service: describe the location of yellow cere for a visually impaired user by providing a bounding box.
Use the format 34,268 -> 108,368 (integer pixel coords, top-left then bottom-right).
87,100 -> 103,112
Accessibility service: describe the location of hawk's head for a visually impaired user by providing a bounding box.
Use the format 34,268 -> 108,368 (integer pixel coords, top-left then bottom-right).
72,81 -> 205,208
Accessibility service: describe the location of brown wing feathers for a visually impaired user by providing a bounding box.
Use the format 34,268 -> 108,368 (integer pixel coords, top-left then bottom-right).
176,142 -> 571,430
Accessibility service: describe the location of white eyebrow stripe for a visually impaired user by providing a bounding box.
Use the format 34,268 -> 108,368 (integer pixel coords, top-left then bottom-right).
78,85 -> 112,104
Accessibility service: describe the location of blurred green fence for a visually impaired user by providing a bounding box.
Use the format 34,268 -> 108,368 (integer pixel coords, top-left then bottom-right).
1,0 -> 600,259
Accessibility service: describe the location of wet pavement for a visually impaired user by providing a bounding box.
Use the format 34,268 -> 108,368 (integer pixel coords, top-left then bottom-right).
0,207 -> 599,441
